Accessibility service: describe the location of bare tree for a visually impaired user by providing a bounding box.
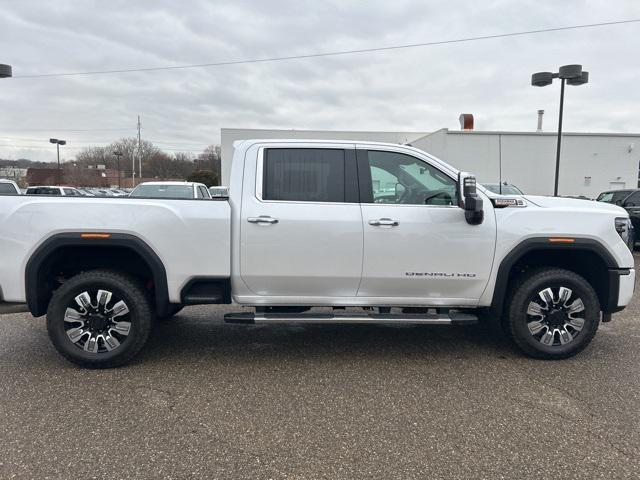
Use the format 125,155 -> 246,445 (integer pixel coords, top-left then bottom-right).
198,145 -> 221,183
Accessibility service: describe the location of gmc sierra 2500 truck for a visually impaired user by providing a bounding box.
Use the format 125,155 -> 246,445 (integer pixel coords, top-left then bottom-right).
0,140 -> 635,367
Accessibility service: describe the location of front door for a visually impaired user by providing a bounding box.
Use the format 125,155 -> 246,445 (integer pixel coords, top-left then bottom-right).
240,145 -> 363,298
356,147 -> 496,304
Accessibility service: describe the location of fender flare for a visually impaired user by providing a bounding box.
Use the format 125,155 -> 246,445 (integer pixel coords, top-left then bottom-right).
490,237 -> 620,314
25,232 -> 169,316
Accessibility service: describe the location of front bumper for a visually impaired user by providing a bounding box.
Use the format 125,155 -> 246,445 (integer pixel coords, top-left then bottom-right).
617,268 -> 635,308
605,268 -> 635,313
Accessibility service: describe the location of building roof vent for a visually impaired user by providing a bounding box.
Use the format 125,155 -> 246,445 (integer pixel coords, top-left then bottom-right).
459,113 -> 474,130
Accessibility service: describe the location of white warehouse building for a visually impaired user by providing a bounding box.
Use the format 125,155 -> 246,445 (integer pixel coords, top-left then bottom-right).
221,127 -> 640,198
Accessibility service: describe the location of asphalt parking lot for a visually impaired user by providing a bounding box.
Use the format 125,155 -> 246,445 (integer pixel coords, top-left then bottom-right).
1,260 -> 639,479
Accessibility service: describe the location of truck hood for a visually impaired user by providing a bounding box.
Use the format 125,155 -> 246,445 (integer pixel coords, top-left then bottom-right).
523,195 -> 627,215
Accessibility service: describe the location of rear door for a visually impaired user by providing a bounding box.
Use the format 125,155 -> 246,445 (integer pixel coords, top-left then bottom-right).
239,145 -> 363,297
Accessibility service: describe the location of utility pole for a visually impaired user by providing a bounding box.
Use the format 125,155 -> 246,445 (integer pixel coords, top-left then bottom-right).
113,151 -> 123,188
137,115 -> 142,183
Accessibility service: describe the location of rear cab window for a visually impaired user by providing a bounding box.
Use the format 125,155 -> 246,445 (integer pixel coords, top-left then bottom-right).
197,185 -> 210,199
0,183 -> 18,195
27,187 -> 61,195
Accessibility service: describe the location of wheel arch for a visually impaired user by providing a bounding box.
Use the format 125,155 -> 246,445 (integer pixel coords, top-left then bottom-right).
490,237 -> 622,316
25,232 -> 169,317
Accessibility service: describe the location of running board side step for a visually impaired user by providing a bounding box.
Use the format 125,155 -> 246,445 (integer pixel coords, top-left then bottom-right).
224,311 -> 478,325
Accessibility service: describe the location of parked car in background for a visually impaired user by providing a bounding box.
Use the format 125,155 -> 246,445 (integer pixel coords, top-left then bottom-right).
482,182 -> 524,195
89,188 -> 115,197
597,189 -> 640,248
0,179 -> 21,195
209,186 -> 229,198
596,189 -> 636,206
25,186 -> 84,196
110,189 -> 129,197
130,181 -> 212,199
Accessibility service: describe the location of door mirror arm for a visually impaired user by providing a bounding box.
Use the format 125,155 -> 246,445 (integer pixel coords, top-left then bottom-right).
457,172 -> 484,225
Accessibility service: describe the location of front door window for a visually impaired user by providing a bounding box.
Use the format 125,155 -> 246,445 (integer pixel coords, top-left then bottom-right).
366,150 -> 457,206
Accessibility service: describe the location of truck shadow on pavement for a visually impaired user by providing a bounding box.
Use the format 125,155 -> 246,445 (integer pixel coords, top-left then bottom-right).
141,311 -> 516,365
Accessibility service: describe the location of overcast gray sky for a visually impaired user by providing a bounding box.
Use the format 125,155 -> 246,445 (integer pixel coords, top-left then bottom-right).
1,0 -> 640,162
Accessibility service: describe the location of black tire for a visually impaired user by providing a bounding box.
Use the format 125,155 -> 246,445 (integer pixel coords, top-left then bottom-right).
46,270 -> 152,368
505,267 -> 600,359
156,304 -> 184,321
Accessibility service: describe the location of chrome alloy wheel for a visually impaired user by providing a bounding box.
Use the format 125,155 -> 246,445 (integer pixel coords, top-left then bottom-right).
525,286 -> 586,346
63,290 -> 131,353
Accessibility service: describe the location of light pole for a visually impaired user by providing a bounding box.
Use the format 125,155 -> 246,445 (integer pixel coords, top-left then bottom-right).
113,151 -> 123,188
0,64 -> 12,78
532,64 -> 589,196
49,138 -> 66,186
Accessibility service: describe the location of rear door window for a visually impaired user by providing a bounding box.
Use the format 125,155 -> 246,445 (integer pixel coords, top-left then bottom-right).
262,148 -> 346,202
612,191 -> 633,205
623,191 -> 640,206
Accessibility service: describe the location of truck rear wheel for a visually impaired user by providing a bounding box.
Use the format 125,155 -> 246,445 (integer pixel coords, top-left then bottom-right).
505,268 -> 600,359
46,270 -> 152,368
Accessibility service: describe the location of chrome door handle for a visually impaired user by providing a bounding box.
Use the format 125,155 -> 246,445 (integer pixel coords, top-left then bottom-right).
247,215 -> 279,224
369,218 -> 399,227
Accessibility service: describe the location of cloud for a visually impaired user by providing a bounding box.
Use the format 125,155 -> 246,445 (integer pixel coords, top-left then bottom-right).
1,0 -> 640,161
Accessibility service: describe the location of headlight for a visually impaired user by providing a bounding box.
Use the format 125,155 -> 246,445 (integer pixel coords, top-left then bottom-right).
615,217 -> 634,250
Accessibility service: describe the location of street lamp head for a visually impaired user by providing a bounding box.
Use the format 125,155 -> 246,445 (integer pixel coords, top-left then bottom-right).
49,138 -> 58,144
531,71 -> 554,87
58,140 -> 66,146
558,64 -> 582,80
567,71 -> 589,86
0,64 -> 12,78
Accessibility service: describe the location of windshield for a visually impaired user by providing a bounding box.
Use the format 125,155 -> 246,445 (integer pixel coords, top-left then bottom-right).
130,184 -> 193,199
483,183 -> 523,195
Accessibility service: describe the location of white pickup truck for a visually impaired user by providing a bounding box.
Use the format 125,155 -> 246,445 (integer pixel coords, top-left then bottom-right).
0,140 -> 635,367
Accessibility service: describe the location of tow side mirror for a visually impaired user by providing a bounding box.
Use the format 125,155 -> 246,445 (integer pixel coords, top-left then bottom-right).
457,172 -> 484,225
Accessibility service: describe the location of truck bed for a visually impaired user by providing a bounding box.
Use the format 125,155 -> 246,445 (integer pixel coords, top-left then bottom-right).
0,196 -> 231,304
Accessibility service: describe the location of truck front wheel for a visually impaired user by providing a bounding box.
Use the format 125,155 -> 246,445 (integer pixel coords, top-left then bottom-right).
505,268 -> 600,359
46,270 -> 153,368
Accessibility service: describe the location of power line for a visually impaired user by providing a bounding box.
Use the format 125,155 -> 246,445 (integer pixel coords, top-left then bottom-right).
10,19 -> 640,79
0,136 -> 130,143
0,127 -> 133,132
0,143 -> 207,152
